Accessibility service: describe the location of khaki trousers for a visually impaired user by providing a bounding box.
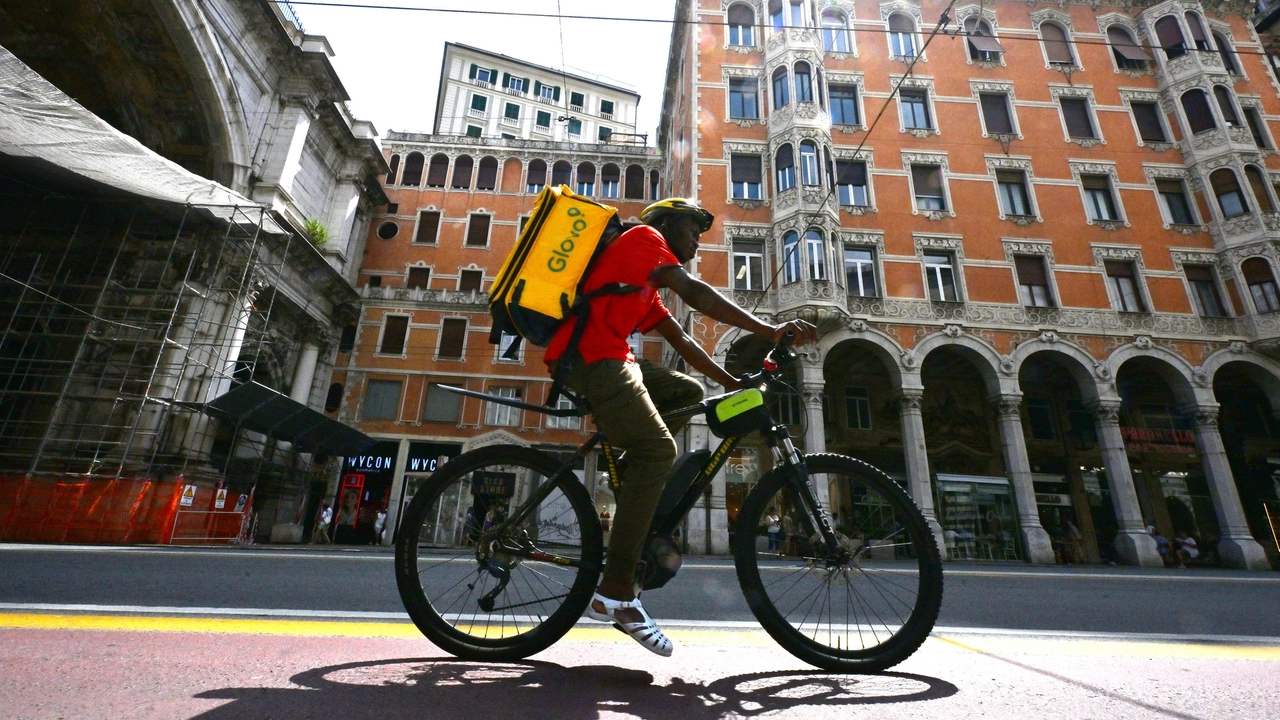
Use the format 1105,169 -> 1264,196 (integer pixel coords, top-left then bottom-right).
560,358 -> 703,589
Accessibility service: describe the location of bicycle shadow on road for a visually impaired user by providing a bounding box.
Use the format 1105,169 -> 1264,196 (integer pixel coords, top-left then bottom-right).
192,658 -> 957,719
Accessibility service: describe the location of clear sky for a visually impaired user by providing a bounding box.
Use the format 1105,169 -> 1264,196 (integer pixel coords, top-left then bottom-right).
291,0 -> 679,144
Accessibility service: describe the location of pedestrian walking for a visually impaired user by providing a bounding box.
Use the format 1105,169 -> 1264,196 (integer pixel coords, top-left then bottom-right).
310,500 -> 332,544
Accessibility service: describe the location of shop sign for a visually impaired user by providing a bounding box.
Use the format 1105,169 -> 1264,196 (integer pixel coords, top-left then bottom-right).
1120,427 -> 1196,454
179,484 -> 196,507
472,471 -> 516,498
343,441 -> 401,478
1035,493 -> 1072,507
215,488 -> 228,509
406,442 -> 463,473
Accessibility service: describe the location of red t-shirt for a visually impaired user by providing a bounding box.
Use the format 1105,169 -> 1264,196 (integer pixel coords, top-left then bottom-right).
544,225 -> 680,365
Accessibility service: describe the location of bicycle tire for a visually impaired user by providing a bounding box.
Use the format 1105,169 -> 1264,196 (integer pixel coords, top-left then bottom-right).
395,444 -> 603,661
732,453 -> 943,673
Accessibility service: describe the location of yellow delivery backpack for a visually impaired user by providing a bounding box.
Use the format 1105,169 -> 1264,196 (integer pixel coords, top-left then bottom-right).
488,185 -> 634,377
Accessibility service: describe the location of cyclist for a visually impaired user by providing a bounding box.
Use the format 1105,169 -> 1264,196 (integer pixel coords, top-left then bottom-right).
543,197 -> 816,656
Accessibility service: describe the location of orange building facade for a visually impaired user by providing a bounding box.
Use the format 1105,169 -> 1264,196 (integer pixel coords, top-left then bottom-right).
656,0 -> 1280,567
331,46 -> 665,544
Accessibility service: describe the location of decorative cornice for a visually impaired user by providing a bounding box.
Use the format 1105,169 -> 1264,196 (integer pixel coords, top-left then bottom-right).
1003,239 -> 1054,264
1092,244 -> 1144,268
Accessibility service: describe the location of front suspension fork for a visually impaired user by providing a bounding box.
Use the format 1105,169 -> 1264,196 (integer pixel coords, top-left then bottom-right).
768,426 -> 841,552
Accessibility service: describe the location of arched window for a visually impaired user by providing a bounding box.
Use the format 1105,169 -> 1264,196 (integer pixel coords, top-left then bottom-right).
385,154 -> 400,185
649,169 -> 661,199
788,0 -> 803,27
452,155 -> 474,189
1210,168 -> 1248,218
1246,165 -> 1275,213
889,14 -> 916,57
1214,86 -> 1240,127
772,66 -> 790,109
964,17 -> 1002,63
600,163 -> 621,198
324,383 -> 344,413
1155,16 -> 1187,60
728,4 -> 755,46
426,153 -> 449,187
1213,32 -> 1239,74
768,0 -> 783,31
1107,26 -> 1149,70
822,10 -> 849,52
476,156 -> 498,191
1040,22 -> 1075,66
1243,258 -> 1280,312
401,152 -> 425,186
576,162 -> 596,195
782,231 -> 801,284
1181,90 -> 1216,134
552,160 -> 572,187
1185,11 -> 1211,50
799,141 -> 819,185
804,229 -> 827,281
527,159 -> 547,193
794,61 -> 813,103
624,165 -> 645,199
775,144 -> 795,191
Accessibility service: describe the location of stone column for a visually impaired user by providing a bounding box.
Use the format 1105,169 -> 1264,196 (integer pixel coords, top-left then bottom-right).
290,342 -> 321,405
992,394 -> 1055,564
898,388 -> 946,556
688,419 -> 729,555
1185,406 -> 1271,570
1090,401 -> 1163,567
382,439 -> 410,546
797,359 -> 831,513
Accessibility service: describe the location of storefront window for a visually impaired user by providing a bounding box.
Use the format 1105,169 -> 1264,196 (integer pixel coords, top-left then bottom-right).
725,446 -> 762,527
934,474 -> 1020,560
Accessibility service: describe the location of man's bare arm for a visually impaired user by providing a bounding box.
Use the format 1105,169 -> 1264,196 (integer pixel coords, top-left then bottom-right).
653,317 -> 740,390
652,265 -> 817,344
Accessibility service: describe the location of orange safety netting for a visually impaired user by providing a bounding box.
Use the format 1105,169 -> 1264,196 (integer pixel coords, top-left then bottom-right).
0,475 -> 184,544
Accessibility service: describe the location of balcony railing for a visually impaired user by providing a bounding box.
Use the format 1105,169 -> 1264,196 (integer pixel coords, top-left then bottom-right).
467,108 -> 486,119
504,87 -> 525,97
569,104 -> 584,113
537,96 -> 558,105
471,79 -> 492,89
600,111 -> 614,120
500,116 -> 520,127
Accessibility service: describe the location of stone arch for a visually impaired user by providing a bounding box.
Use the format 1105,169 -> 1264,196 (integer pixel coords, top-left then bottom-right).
500,157 -> 524,193
816,325 -> 905,387
1202,347 -> 1280,411
913,331 -> 1012,396
1007,336 -> 1109,403
1105,342 -> 1205,406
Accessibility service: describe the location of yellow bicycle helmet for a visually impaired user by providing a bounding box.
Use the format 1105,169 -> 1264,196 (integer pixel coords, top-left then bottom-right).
640,197 -> 715,233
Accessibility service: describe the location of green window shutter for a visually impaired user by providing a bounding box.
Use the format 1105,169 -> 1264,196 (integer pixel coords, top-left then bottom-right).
491,68 -> 499,82
553,86 -> 561,101
502,72 -> 510,88
469,63 -> 478,80
534,80 -> 542,95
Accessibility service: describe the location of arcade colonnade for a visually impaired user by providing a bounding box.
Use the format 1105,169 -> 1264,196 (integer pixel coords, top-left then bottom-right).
682,324 -> 1275,570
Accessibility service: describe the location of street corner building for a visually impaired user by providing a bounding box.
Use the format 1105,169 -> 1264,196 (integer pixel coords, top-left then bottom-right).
650,0 -> 1280,568
0,1 -> 387,545
335,42 -> 666,546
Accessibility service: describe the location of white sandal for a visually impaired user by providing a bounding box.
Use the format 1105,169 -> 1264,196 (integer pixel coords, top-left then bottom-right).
585,592 -> 674,657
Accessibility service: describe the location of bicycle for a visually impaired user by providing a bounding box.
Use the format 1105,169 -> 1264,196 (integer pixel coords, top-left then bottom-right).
394,335 -> 944,673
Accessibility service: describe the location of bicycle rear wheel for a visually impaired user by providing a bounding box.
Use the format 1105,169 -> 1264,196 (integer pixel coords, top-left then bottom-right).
733,453 -> 943,673
395,444 -> 602,661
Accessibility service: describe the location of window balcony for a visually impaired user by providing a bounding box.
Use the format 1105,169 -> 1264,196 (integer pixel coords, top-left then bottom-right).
537,96 -> 558,105
600,111 -> 613,120
500,116 -> 520,127
471,79 -> 491,89
467,108 -> 486,119
569,104 -> 584,113
534,123 -> 552,133
504,87 -> 524,97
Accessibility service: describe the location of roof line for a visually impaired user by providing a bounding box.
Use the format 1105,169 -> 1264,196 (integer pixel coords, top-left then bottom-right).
444,41 -> 641,98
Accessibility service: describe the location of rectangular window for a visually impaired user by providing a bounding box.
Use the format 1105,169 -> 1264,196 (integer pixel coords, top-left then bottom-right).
1245,260 -> 1280,312
829,84 -> 859,125
732,240 -> 765,290
535,110 -> 552,130
363,380 -> 402,420
729,78 -> 760,120
805,232 -> 826,280
423,382 -> 460,422
911,165 -> 946,211
600,99 -> 614,116
844,247 -> 877,298
772,71 -> 789,109
438,318 -> 467,358
1184,264 -> 1227,317
771,387 -> 803,425
379,315 -> 409,355
472,66 -> 494,84
1027,398 -> 1056,440
569,91 -> 585,110
1105,260 -> 1146,312
924,253 -> 958,302
1014,255 -> 1054,308
997,170 -> 1032,217
1061,97 -> 1096,139
458,269 -> 483,293
470,94 -> 488,113
406,267 -> 430,290
465,214 -> 491,246
1082,175 -> 1119,221
775,144 -> 795,191
598,126 -> 612,142
485,387 -> 522,427
538,83 -> 558,101
844,387 -> 872,430
567,118 -> 582,136
1245,107 -> 1270,148
730,154 -> 763,200
901,90 -> 932,130
1131,102 -> 1168,142
1157,179 -> 1195,225
495,331 -> 522,361
503,102 -> 520,120
980,93 -> 1014,135
545,395 -> 582,430
466,126 -> 482,138
504,74 -> 527,93
414,210 -> 440,244
834,160 -> 868,206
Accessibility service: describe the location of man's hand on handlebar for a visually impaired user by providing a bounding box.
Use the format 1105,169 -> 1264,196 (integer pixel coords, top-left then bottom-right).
765,319 -> 818,346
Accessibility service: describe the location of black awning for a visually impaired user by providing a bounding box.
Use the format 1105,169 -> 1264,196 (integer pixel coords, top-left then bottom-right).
205,381 -> 376,455
968,35 -> 1006,53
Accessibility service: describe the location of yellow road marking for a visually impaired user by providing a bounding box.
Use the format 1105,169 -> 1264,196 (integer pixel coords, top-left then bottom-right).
934,634 -> 1280,661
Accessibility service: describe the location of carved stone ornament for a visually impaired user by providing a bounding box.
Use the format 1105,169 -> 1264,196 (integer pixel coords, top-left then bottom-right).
723,141 -> 769,156
723,66 -> 764,79
1003,240 -> 1053,264
1228,126 -> 1256,146
1039,330 -> 1060,344
1069,161 -> 1118,179
1229,340 -> 1248,354
879,2 -> 922,23
969,80 -> 1016,101
727,198 -> 768,210
1006,215 -> 1037,226
840,204 -> 875,216
943,324 -> 963,338
1191,407 -> 1219,427
776,187 -> 799,209
1170,249 -> 1221,272
723,224 -> 772,240
994,396 -> 1023,416
1263,213 -> 1280,233
794,103 -> 824,120
914,235 -> 963,259
833,123 -> 867,134
1217,214 -> 1262,238
1093,219 -> 1126,231
842,231 -> 885,251
901,151 -> 948,170
831,147 -> 874,162
920,209 -> 950,221
1070,137 -> 1105,149
985,156 -> 1032,174
1000,355 -> 1017,374
1189,128 -> 1228,152
898,388 -> 924,409
849,318 -> 868,332
1092,245 -> 1143,267
1132,335 -> 1153,350
1029,8 -> 1072,32
1091,401 -> 1122,425
906,128 -> 935,139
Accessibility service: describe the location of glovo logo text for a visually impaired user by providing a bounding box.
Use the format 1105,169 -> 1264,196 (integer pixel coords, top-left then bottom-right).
547,207 -> 589,272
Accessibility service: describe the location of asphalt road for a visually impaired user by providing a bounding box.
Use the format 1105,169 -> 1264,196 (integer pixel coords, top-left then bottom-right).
2,544 -> 1278,637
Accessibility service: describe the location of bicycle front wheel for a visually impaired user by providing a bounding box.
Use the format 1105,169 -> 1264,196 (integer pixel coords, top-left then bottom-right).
733,453 -> 943,673
395,444 -> 602,661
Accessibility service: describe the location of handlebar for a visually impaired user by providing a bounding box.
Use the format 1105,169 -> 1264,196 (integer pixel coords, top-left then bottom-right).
735,331 -> 796,391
